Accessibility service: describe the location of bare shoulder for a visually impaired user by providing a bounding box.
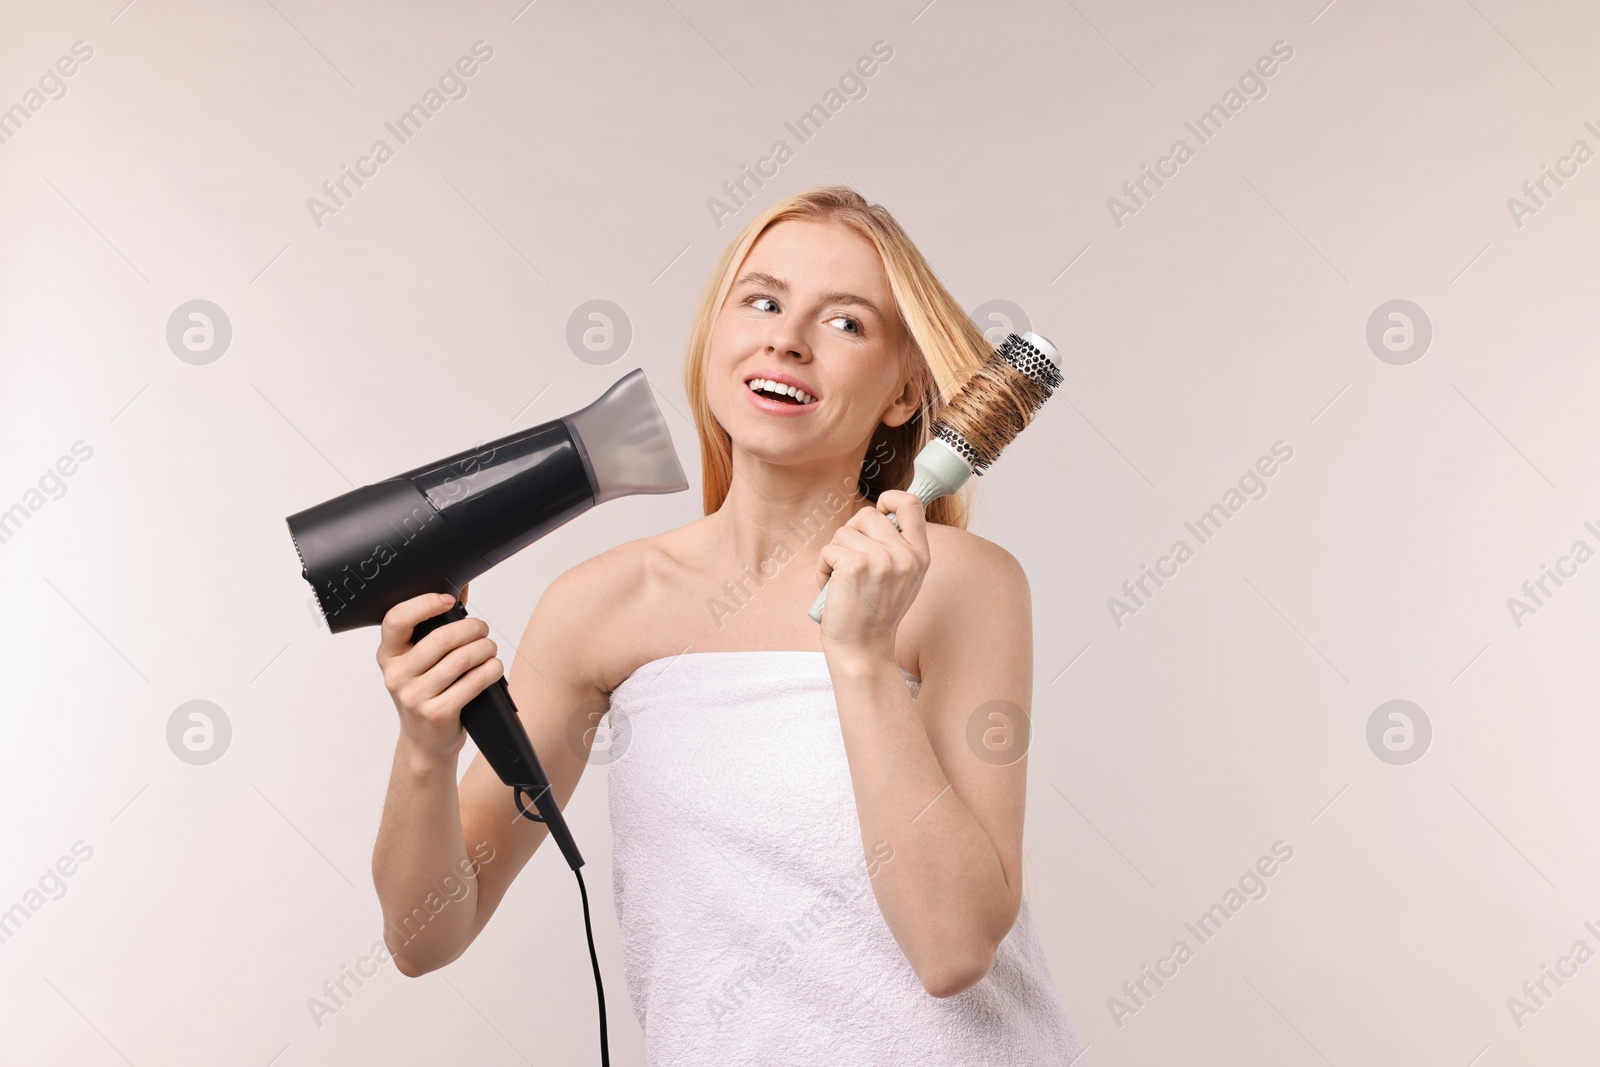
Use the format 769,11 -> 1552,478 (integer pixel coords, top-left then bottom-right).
521,526 -> 692,696
905,523 -> 1032,671
920,523 -> 1030,607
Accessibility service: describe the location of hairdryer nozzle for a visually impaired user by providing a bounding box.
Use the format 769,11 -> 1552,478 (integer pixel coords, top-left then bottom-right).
563,367 -> 690,505
284,367 -> 689,633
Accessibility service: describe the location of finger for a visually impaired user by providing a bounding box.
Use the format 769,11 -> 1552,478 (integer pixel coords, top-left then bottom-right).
841,502 -> 896,540
818,545 -> 891,617
831,525 -> 893,559
847,501 -> 917,557
415,635 -> 499,701
378,592 -> 456,660
819,542 -> 886,589
402,616 -> 490,676
817,541 -> 864,588
816,540 -> 841,587
817,543 -> 854,589
835,529 -> 918,595
883,489 -> 934,566
877,490 -> 928,556
432,656 -> 506,715
848,511 -> 910,550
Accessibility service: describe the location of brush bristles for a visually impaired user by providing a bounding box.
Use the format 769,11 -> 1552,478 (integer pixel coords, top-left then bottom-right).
933,333 -> 1062,474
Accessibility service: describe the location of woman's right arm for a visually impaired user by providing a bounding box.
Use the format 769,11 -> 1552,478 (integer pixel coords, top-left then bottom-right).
370,559 -> 615,977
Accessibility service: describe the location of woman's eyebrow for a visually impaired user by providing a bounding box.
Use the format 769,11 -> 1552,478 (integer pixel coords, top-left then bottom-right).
733,271 -> 883,319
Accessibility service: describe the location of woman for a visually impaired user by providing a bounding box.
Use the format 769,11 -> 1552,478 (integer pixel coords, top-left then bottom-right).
370,185 -> 1085,1065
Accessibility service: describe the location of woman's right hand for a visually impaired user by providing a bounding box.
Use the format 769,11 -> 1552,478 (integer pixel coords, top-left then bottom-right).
376,589 -> 504,765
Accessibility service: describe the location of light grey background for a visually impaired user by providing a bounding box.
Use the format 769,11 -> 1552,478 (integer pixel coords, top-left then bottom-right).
2,0 -> 1597,1063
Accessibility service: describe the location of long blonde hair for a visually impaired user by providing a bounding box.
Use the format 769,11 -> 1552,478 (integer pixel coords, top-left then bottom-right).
682,185 -> 994,530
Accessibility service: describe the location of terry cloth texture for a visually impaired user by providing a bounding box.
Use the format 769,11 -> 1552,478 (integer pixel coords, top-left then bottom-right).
606,649 -> 1086,1067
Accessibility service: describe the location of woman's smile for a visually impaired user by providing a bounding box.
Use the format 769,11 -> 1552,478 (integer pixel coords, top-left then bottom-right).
742,379 -> 822,417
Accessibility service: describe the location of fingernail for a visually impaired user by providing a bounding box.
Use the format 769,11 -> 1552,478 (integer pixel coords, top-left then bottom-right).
439,593 -> 454,605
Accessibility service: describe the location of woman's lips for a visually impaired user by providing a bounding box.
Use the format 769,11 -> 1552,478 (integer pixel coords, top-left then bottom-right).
744,385 -> 819,417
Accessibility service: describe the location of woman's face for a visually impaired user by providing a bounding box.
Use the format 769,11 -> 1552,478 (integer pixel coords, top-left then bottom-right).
706,217 -> 917,471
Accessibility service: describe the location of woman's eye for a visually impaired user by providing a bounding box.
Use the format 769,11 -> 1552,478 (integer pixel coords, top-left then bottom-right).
746,295 -> 859,335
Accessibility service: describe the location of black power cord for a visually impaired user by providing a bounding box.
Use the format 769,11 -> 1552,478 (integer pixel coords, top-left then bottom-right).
573,866 -> 609,1066
515,785 -> 609,1067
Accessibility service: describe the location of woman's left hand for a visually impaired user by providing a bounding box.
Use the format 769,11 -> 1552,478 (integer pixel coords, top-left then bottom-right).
816,490 -> 930,663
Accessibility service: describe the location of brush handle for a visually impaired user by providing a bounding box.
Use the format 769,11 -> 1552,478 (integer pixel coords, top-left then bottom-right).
808,438 -> 973,625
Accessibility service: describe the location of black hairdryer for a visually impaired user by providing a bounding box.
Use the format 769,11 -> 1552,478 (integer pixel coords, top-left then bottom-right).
286,367 -> 685,1065
285,367 -> 688,870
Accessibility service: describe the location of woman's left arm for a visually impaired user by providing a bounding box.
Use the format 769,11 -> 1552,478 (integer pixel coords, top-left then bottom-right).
818,490 -> 1032,999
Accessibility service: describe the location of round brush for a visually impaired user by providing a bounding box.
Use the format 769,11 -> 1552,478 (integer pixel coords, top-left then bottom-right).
808,330 -> 1065,625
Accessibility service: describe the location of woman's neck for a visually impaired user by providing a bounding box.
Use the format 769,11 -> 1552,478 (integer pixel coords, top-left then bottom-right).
710,461 -> 870,577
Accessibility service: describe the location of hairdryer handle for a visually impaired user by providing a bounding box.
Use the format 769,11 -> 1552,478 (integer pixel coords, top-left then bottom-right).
464,678 -> 585,871
410,606 -> 585,872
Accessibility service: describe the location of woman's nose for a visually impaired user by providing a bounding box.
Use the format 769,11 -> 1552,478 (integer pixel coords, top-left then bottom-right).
765,327 -> 809,361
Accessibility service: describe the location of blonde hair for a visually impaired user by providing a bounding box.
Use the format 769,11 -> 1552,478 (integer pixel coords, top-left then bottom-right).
682,185 -> 994,530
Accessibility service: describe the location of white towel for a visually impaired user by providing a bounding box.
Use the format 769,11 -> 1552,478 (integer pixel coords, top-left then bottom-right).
606,649 -> 1087,1066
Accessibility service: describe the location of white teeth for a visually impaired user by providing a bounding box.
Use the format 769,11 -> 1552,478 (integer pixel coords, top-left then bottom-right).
748,378 -> 816,404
